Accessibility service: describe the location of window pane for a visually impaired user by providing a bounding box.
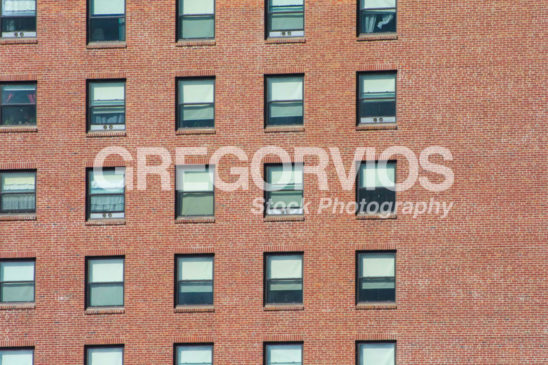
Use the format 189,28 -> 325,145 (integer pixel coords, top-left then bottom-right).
181,193 -> 214,216
89,195 -> 124,213
89,258 -> 124,283
89,169 -> 125,194
178,282 -> 213,305
1,282 -> 34,302
360,73 -> 395,95
1,0 -> 36,16
268,255 -> 302,279
269,102 -> 303,125
177,345 -> 213,365
1,85 -> 36,105
89,17 -> 125,42
90,83 -> 125,106
267,344 -> 302,365
360,0 -> 395,9
359,163 -> 395,189
180,0 -> 214,15
267,280 -> 302,304
181,16 -> 214,39
268,77 -> 303,101
268,191 -> 303,212
179,79 -> 214,104
360,342 -> 395,365
180,104 -> 214,128
0,261 -> 34,281
270,13 -> 303,32
360,253 -> 395,277
1,105 -> 36,126
0,193 -> 35,212
0,349 -> 34,365
271,0 -> 304,6
178,256 -> 213,281
90,106 -> 125,128
91,0 -> 124,15
1,16 -> 36,36
87,347 -> 123,365
89,283 -> 123,306
177,167 -> 214,192
360,9 -> 396,33
1,172 -> 35,193
267,165 -> 303,189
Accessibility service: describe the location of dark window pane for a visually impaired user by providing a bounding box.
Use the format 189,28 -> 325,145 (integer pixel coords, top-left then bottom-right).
267,279 -> 303,304
359,99 -> 396,120
89,195 -> 124,213
357,188 -> 395,213
359,277 -> 395,302
1,16 -> 36,36
1,193 -> 35,212
1,105 -> 36,126
360,10 -> 396,34
89,17 -> 125,42
89,283 -> 123,306
180,15 -> 214,39
268,102 -> 303,126
0,282 -> 34,302
179,104 -> 214,128
90,106 -> 125,127
178,282 -> 213,305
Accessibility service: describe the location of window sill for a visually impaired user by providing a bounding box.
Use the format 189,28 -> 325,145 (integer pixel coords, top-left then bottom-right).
176,39 -> 216,47
264,125 -> 304,133
85,307 -> 125,315
356,213 -> 397,220
174,305 -> 215,313
85,219 -> 126,226
357,33 -> 398,41
87,41 -> 127,49
356,123 -> 397,131
87,130 -> 126,138
0,38 -> 37,45
263,215 -> 304,222
264,304 -> 304,311
176,128 -> 216,135
265,37 -> 306,44
0,303 -> 35,310
356,303 -> 397,310
0,126 -> 37,133
0,214 -> 36,221
175,216 -> 215,224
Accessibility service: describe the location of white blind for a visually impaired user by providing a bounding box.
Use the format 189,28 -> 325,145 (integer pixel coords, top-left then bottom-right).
268,255 -> 302,279
361,74 -> 395,93
177,166 -> 214,192
88,347 -> 123,365
180,0 -> 214,15
179,257 -> 213,280
269,165 -> 303,186
180,79 -> 214,104
360,163 -> 395,188
177,345 -> 213,364
2,0 -> 36,16
361,0 -> 396,10
267,344 -> 302,364
0,350 -> 34,365
361,253 -> 395,277
361,342 -> 395,365
89,259 -> 124,283
91,83 -> 125,103
92,0 -> 124,15
90,170 -> 125,192
1,172 -> 35,192
272,0 -> 304,6
268,77 -> 303,101
0,261 -> 34,281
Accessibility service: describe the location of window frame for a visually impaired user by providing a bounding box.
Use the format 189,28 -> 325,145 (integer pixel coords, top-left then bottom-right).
176,77 -> 216,130
87,0 -> 126,43
173,343 -> 214,365
85,256 -> 125,309
265,0 -> 305,38
0,169 -> 37,215
0,347 -> 35,364
0,0 -> 37,38
356,341 -> 396,365
263,163 -> 304,216
174,254 -> 214,307
86,167 -> 126,220
357,0 -> 397,36
85,344 -> 124,365
86,79 -> 126,132
356,71 -> 397,125
175,165 -> 215,218
264,252 -> 304,306
176,0 -> 216,41
264,74 -> 304,127
0,82 -> 37,127
355,160 -> 396,215
356,251 -> 396,304
264,342 -> 303,365
0,258 -> 36,304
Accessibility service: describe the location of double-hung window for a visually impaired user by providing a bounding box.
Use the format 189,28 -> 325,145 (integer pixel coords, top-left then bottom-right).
359,0 -> 396,34
266,0 -> 304,38
86,257 -> 124,308
176,255 -> 213,306
265,164 -> 303,216
0,260 -> 35,303
86,346 -> 124,365
357,342 -> 396,365
265,253 -> 303,305
175,344 -> 213,365
0,0 -> 36,38
178,0 -> 215,40
87,168 -> 125,219
88,81 -> 126,131
0,83 -> 36,126
357,252 -> 395,303
176,165 -> 214,217
0,170 -> 36,214
0,348 -> 34,365
265,343 -> 302,365
88,0 -> 125,42
357,161 -> 395,215
358,72 -> 396,124
266,75 -> 303,126
177,78 -> 215,129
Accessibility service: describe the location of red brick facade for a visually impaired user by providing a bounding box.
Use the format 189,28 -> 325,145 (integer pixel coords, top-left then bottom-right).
0,0 -> 546,364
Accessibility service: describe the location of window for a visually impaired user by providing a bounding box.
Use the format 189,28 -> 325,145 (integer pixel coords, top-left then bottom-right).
265,164 -> 303,216
176,165 -> 214,217
88,81 -> 125,131
359,0 -> 396,34
88,0 -> 125,42
178,0 -> 214,40
87,168 -> 125,219
0,260 -> 35,303
177,78 -> 215,129
358,72 -> 396,124
0,83 -> 36,126
266,0 -> 304,38
86,257 -> 124,308
357,342 -> 395,365
0,348 -> 34,365
175,344 -> 213,365
0,0 -> 36,38
265,253 -> 303,305
357,252 -> 395,303
357,161 -> 395,214
86,346 -> 124,365
266,76 -> 303,126
0,170 -> 36,214
176,255 -> 213,306
265,343 -> 302,365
